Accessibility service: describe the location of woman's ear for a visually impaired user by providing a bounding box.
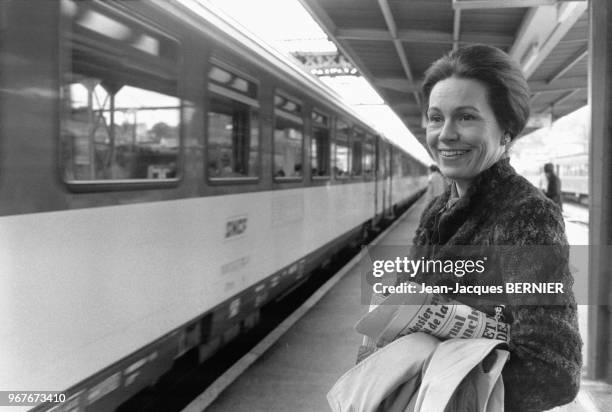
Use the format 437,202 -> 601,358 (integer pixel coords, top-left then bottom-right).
501,132 -> 511,145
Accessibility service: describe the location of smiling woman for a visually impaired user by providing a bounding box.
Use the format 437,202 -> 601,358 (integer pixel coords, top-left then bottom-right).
412,44 -> 582,411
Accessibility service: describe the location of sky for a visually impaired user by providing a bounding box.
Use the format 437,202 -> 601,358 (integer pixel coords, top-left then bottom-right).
203,0 -> 432,164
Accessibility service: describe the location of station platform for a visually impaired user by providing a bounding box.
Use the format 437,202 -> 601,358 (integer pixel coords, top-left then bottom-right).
184,192 -> 610,412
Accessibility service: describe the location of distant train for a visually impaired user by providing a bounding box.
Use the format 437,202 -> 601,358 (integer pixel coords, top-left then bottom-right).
556,153 -> 588,203
522,153 -> 589,204
0,1 -> 427,411
519,153 -> 588,204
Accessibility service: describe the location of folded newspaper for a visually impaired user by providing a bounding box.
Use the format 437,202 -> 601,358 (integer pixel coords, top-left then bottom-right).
356,282 -> 510,354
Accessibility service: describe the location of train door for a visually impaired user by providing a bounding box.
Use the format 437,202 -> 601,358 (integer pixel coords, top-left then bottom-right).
378,141 -> 392,219
377,138 -> 386,220
372,135 -> 380,225
386,145 -> 393,218
358,132 -> 375,225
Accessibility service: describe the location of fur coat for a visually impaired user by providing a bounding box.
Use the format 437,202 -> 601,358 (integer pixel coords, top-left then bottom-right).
412,157 -> 582,412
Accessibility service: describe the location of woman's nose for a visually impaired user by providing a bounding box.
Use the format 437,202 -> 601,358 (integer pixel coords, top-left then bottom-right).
439,120 -> 459,141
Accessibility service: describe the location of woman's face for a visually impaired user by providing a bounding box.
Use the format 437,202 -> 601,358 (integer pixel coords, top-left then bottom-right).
426,76 -> 506,187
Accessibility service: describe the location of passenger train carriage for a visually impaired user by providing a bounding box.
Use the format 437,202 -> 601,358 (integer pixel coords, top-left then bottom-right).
0,1 -> 427,410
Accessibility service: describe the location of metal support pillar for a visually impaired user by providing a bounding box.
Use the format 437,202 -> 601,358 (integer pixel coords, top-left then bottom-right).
588,0 -> 612,382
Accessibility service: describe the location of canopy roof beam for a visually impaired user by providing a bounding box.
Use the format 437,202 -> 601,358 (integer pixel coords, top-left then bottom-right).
548,45 -> 588,83
529,75 -> 587,92
376,0 -> 421,106
375,75 -> 587,94
453,0 -> 559,10
509,1 -> 588,79
453,10 -> 462,51
336,28 -> 513,47
551,88 -> 584,107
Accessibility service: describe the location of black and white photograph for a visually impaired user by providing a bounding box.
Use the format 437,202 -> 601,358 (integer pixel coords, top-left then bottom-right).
0,0 -> 609,411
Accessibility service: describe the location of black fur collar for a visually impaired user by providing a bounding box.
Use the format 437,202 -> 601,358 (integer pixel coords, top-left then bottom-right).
416,157 -> 517,246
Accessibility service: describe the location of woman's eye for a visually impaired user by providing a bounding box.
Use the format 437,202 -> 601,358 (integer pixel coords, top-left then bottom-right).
459,113 -> 476,121
428,114 -> 442,123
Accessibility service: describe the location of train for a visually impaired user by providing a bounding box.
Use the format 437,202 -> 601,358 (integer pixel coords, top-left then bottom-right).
0,1 -> 428,411
556,153 -> 588,203
519,153 -> 588,204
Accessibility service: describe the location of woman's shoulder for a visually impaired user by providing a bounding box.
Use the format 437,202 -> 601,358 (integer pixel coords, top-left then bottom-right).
477,159 -> 557,214
492,172 -> 566,245
503,173 -> 561,215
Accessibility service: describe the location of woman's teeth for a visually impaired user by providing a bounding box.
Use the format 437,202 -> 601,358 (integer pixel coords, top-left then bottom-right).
439,149 -> 470,158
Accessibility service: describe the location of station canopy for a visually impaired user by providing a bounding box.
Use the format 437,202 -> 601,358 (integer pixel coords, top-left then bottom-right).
298,0 -> 588,143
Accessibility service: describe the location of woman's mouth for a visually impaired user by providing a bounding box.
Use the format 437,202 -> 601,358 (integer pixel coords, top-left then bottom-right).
438,149 -> 471,158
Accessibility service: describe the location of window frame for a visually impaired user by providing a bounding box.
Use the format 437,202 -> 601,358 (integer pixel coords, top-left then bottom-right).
310,108 -> 331,181
205,58 -> 262,185
351,127 -> 365,178
272,90 -> 305,183
363,133 -> 376,181
333,118 -> 352,180
59,0 -> 183,192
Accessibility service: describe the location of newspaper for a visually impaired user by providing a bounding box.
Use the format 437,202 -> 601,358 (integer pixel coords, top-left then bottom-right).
356,282 -> 510,349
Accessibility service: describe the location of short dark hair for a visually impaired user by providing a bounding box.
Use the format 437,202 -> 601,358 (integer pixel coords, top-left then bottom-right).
544,163 -> 554,173
422,44 -> 531,140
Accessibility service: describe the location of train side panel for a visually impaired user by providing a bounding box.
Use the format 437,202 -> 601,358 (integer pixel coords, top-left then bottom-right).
0,1 -> 427,410
0,182 -> 379,390
0,1 -> 66,215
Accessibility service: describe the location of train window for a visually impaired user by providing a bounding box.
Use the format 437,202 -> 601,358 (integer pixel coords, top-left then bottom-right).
363,135 -> 375,179
334,120 -> 350,179
60,0 -> 181,187
274,94 -> 303,180
352,129 -> 364,177
207,63 -> 260,180
207,97 -> 259,179
311,111 -> 330,178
